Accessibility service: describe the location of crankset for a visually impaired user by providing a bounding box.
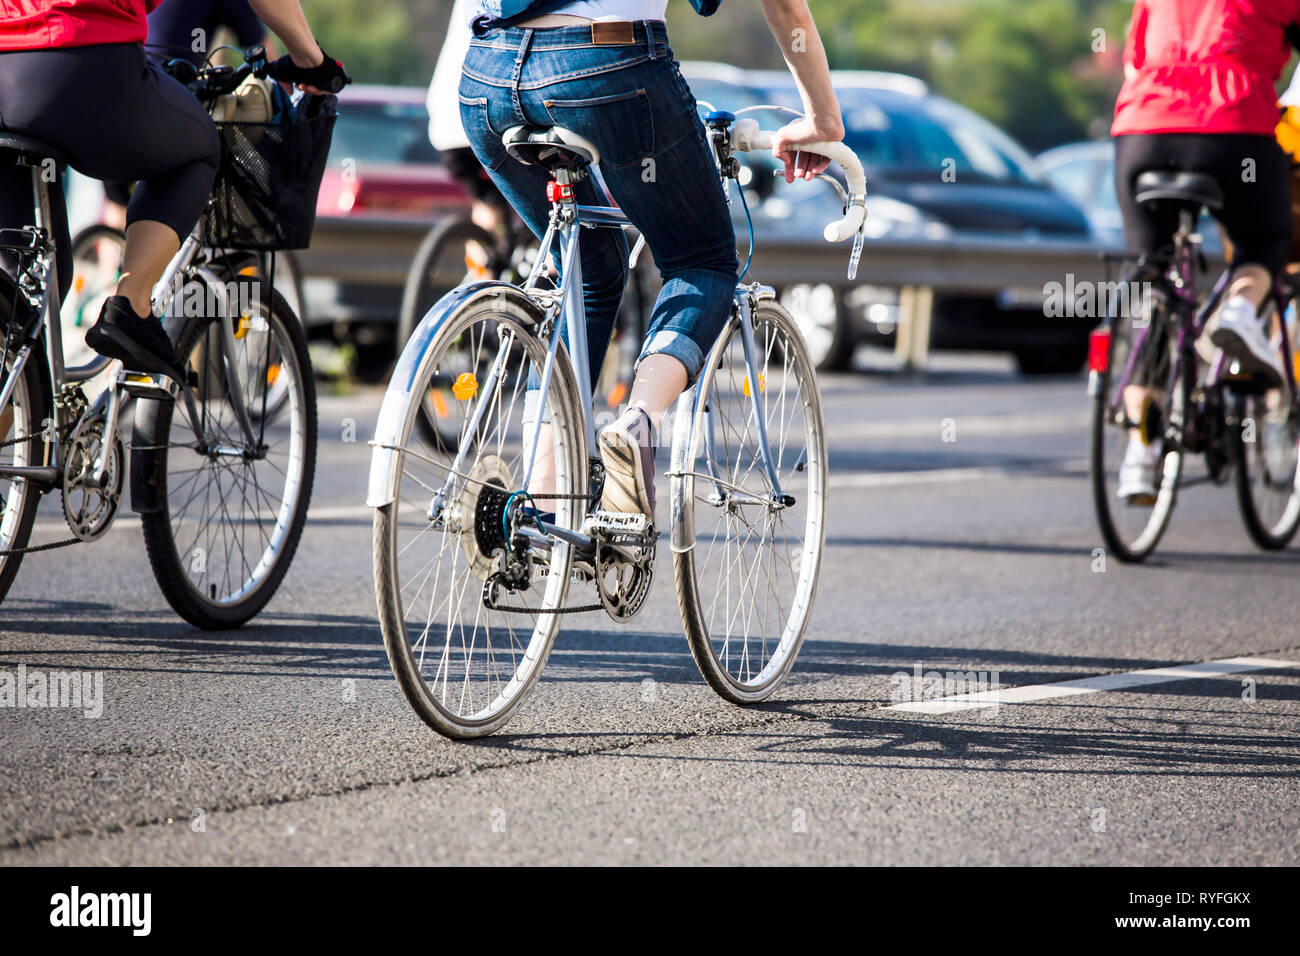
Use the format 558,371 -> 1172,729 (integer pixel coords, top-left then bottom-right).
62,413 -> 124,542
587,510 -> 656,622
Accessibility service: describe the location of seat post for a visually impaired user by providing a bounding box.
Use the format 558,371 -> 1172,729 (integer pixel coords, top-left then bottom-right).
30,161 -> 65,387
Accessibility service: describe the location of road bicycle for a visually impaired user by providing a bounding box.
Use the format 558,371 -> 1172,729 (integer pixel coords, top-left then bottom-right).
369,108 -> 866,738
1089,170 -> 1300,562
0,50 -> 320,625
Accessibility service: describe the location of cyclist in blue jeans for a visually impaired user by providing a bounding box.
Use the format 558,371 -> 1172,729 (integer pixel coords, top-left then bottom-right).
457,0 -> 843,520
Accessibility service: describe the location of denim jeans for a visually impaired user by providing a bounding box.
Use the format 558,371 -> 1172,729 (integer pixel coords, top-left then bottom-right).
458,20 -> 738,388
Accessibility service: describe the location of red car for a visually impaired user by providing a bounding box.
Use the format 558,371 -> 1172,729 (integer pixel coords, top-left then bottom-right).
298,84 -> 471,346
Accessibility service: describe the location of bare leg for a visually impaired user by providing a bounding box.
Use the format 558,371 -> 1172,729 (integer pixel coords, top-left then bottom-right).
525,421 -> 557,497
1227,264 -> 1270,310
116,220 -> 180,317
626,353 -> 688,429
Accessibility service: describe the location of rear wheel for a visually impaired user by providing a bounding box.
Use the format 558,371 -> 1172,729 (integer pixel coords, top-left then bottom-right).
1090,293 -> 1185,563
136,286 -> 316,628
0,331 -> 48,602
374,295 -> 585,738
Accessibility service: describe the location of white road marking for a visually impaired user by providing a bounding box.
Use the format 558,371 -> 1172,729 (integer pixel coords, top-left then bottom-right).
827,411 -> 1087,441
888,656 -> 1300,714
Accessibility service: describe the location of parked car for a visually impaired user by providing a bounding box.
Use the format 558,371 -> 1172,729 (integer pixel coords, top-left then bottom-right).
1036,139 -> 1225,259
741,69 -> 1097,374
297,85 -> 471,365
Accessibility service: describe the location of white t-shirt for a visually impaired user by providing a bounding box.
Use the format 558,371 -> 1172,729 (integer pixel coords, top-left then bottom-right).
428,0 -> 671,151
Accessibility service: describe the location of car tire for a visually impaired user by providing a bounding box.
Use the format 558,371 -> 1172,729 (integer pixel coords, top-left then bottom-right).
1015,344 -> 1087,376
780,283 -> 854,371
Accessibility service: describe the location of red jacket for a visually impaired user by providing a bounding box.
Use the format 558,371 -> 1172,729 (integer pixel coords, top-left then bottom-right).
0,0 -> 164,50
1112,0 -> 1300,137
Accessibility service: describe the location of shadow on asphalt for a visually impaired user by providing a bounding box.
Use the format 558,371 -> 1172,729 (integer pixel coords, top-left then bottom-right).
6,603 -> 1295,706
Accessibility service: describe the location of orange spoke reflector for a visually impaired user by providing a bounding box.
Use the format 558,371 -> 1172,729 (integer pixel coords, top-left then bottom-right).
452,372 -> 478,401
265,363 -> 281,386
234,314 -> 252,339
743,373 -> 765,398
431,389 -> 450,418
606,382 -> 629,408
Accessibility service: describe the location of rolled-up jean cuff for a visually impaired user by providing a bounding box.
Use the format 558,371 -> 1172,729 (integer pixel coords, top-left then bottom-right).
523,388 -> 552,425
637,330 -> 706,382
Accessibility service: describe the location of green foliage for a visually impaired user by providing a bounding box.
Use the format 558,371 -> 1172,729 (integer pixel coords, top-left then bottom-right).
300,0 -> 1136,149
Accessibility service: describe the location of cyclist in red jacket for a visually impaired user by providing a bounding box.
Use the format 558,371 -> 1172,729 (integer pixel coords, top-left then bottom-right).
1111,0 -> 1300,500
0,0 -> 346,375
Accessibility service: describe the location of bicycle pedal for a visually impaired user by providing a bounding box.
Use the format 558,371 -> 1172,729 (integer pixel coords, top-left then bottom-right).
583,509 -> 653,544
117,370 -> 180,400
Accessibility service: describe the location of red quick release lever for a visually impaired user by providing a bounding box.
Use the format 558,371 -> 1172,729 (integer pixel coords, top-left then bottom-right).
546,180 -> 574,203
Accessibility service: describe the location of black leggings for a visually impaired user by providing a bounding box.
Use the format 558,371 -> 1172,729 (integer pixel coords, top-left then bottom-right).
1114,133 -> 1292,275
0,43 -> 219,300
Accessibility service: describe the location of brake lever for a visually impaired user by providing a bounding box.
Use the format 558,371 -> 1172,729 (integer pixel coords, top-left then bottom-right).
769,169 -> 865,279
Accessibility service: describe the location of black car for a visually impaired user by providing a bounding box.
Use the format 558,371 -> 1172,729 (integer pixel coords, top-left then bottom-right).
751,69 -> 1096,374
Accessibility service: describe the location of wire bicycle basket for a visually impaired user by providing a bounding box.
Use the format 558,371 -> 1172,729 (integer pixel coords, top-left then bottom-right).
202,96 -> 337,251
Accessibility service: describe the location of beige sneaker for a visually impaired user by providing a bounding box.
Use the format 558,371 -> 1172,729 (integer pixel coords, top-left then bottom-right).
598,407 -> 655,520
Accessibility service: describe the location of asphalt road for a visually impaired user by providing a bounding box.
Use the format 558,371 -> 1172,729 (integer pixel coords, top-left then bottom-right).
2,353 -> 1297,865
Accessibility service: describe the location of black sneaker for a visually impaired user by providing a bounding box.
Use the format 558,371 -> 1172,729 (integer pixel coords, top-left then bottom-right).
84,296 -> 183,378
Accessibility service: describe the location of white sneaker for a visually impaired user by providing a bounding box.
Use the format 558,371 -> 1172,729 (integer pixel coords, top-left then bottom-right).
1208,296 -> 1285,388
1117,436 -> 1161,504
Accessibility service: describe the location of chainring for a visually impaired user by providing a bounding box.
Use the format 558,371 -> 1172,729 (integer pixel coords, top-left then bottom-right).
62,414 -> 123,542
594,533 -> 655,622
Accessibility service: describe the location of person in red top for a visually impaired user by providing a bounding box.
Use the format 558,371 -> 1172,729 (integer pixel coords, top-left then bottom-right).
1110,0 -> 1300,500
0,1 -> 347,374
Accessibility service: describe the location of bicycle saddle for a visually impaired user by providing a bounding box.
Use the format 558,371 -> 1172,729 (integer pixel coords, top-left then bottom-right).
1133,170 -> 1223,211
502,125 -> 600,170
0,132 -> 69,168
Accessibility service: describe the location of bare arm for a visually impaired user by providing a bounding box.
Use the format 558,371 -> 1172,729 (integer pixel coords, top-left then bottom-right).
759,0 -> 844,181
246,0 -> 322,69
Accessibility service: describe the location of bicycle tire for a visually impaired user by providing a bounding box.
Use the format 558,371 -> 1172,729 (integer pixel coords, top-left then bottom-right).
672,300 -> 828,703
1089,297 -> 1186,563
374,292 -> 584,738
1231,390 -> 1300,550
136,287 -> 317,629
0,297 -> 50,603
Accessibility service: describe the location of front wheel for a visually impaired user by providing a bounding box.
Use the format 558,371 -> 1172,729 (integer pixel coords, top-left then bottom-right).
672,300 -> 828,703
135,287 -> 317,628
1231,390 -> 1300,550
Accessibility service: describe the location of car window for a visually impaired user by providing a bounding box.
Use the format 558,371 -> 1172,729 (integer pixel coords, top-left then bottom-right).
1093,158 -> 1120,213
833,89 -> 1036,183
330,102 -> 441,166
1043,158 -> 1095,205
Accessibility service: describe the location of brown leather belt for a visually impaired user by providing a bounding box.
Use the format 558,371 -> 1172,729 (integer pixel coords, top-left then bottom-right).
516,16 -> 645,45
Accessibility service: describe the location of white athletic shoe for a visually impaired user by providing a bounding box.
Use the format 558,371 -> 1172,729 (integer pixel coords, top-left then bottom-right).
1208,296 -> 1285,388
1117,436 -> 1161,504
598,407 -> 656,521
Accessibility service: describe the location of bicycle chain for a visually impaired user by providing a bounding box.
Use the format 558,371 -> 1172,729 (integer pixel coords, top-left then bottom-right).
0,424 -> 83,557
482,490 -> 603,614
